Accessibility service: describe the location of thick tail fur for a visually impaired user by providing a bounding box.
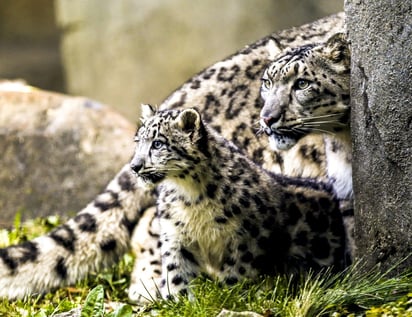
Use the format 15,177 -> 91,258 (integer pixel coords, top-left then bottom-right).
0,165 -> 155,299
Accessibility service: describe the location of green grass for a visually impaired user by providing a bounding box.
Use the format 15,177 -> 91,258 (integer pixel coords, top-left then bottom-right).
0,215 -> 411,317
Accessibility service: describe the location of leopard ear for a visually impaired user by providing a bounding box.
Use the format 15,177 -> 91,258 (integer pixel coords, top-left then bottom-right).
175,108 -> 201,133
140,104 -> 156,122
322,33 -> 350,65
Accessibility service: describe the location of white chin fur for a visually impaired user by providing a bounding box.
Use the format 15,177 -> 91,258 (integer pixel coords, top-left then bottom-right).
268,134 -> 296,151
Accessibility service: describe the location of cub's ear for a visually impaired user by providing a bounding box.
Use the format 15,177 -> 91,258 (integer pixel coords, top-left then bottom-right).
140,104 -> 156,122
175,108 -> 201,133
322,33 -> 350,65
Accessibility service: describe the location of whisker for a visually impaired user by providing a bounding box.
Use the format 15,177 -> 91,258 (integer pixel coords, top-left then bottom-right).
298,113 -> 342,121
301,127 -> 335,135
302,121 -> 346,126
255,127 -> 266,136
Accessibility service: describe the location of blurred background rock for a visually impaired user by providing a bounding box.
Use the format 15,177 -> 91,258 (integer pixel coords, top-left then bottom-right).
1,0 -> 342,120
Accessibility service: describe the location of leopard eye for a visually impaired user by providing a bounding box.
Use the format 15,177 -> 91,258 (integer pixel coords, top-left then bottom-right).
261,78 -> 272,90
152,140 -> 164,150
294,79 -> 311,90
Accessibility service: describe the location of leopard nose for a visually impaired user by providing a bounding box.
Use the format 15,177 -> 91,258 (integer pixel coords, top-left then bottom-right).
262,114 -> 281,128
130,162 -> 142,173
130,158 -> 144,173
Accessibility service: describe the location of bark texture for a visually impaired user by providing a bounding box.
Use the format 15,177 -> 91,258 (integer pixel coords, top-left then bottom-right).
346,1 -> 412,272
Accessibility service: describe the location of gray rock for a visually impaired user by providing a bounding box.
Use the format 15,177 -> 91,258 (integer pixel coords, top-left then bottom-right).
346,0 -> 412,272
0,82 -> 135,225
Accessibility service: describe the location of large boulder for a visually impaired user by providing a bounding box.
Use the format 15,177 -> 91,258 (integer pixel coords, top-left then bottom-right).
0,82 -> 136,225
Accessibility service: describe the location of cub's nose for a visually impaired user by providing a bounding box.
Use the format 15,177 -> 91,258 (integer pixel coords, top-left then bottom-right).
130,159 -> 143,174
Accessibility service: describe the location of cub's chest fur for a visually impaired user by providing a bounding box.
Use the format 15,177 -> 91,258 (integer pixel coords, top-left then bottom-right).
159,184 -> 238,268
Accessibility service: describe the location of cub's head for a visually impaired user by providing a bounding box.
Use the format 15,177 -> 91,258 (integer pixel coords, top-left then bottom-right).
130,105 -> 208,185
260,33 -> 350,151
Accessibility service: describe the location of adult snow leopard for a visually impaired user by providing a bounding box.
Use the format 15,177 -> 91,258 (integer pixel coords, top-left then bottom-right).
0,13 -> 347,301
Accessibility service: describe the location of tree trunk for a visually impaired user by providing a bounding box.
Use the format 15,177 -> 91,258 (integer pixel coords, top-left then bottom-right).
345,1 -> 412,273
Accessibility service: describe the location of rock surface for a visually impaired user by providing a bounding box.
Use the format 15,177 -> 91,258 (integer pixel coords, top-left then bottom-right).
0,82 -> 135,226
346,0 -> 412,272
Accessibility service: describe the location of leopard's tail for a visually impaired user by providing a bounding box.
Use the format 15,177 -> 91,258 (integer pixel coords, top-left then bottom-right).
0,164 -> 155,299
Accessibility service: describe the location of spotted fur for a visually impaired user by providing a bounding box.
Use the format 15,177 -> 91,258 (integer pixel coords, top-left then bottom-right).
130,106 -> 346,299
0,14 -> 347,301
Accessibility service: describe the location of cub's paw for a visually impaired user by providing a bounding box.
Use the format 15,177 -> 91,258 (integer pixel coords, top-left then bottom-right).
128,277 -> 161,304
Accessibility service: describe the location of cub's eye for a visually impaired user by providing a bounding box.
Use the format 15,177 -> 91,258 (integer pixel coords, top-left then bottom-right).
152,140 -> 164,149
261,78 -> 272,90
294,79 -> 311,90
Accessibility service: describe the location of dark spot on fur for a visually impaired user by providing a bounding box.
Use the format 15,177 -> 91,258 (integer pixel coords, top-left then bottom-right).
262,216 -> 276,230
224,257 -> 236,267
231,204 -> 242,215
206,183 -> 218,199
49,225 -> 76,252
223,208 -> 233,218
179,288 -> 188,296
167,263 -> 177,271
243,219 -> 260,238
311,237 -> 330,259
0,248 -> 17,273
241,251 -> 254,263
300,145 -> 322,164
306,211 -> 329,233
118,171 -> 135,191
100,239 -> 117,252
217,65 -> 240,82
252,148 -> 264,164
238,244 -> 247,252
94,190 -> 121,211
202,68 -> 216,80
257,236 -> 270,250
181,247 -> 198,265
121,216 -> 138,236
215,216 -> 228,224
172,275 -> 183,286
239,196 -> 250,208
238,266 -> 246,275
296,193 -> 308,203
190,79 -> 201,89
295,231 -> 308,246
74,213 -> 97,232
55,256 -> 68,279
0,241 -> 39,274
225,277 -> 239,285
285,203 -> 301,225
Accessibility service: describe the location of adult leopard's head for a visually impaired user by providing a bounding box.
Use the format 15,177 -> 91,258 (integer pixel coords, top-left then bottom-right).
260,33 -> 350,151
130,105 -> 207,186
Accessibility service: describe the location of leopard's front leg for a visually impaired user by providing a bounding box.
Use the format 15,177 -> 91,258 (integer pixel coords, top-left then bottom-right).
159,225 -> 200,300
129,206 -> 162,303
